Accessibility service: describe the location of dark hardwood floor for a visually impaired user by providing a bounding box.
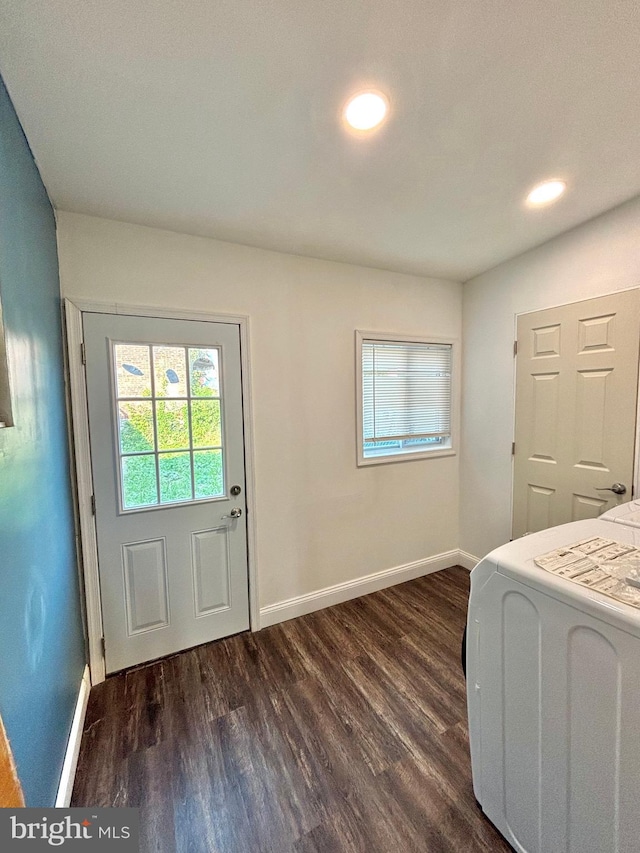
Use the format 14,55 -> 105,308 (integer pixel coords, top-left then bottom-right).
72,567 -> 511,852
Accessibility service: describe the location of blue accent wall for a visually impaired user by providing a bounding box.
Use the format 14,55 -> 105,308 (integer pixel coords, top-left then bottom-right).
0,75 -> 86,805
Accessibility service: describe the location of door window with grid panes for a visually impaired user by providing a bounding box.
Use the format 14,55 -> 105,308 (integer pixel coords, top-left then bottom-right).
113,343 -> 225,510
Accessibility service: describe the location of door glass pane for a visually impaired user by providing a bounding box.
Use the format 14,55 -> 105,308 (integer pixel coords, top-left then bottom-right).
113,340 -> 226,511
119,401 -> 155,453
194,450 -> 224,498
159,452 -> 193,503
191,399 -> 221,448
153,346 -> 188,398
122,454 -> 158,508
156,400 -> 190,451
114,344 -> 152,398
189,348 -> 220,396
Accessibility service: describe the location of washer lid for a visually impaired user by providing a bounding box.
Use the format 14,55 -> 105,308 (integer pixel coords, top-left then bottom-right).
490,518 -> 640,637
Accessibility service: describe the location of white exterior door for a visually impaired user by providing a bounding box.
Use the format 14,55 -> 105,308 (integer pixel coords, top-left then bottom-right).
83,312 -> 249,673
513,291 -> 640,538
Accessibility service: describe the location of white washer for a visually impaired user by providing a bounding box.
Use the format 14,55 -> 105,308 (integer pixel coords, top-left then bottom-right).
466,518 -> 640,853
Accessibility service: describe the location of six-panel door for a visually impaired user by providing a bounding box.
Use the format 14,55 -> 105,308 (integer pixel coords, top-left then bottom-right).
513,291 -> 640,538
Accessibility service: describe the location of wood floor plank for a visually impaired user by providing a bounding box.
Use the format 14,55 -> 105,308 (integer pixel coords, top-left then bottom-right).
126,743 -> 176,852
71,567 -> 512,852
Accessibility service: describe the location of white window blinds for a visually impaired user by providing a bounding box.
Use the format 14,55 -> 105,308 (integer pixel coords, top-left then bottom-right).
362,340 -> 452,443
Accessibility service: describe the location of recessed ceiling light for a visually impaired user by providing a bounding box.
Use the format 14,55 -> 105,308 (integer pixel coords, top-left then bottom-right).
343,91 -> 389,132
526,180 -> 567,207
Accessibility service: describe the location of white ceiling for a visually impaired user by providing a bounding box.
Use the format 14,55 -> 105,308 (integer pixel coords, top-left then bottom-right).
1,0 -> 639,281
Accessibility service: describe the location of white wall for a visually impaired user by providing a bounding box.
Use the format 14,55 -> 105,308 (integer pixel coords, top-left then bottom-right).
57,211 -> 462,612
461,195 -> 640,561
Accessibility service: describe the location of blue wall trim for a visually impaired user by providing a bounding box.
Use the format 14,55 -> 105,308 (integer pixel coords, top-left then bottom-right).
0,75 -> 86,806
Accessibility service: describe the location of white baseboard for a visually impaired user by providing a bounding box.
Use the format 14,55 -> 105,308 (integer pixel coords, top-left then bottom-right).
260,549 -> 467,629
55,665 -> 91,807
457,550 -> 480,571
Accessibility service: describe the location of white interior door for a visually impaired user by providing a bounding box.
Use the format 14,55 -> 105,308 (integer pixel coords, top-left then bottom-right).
83,312 -> 249,673
513,290 -> 640,538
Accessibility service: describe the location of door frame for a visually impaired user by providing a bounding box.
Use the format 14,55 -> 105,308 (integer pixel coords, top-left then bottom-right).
510,287 -> 640,540
64,297 -> 259,685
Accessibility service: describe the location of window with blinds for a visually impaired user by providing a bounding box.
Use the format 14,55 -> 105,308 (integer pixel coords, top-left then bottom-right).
357,333 -> 454,464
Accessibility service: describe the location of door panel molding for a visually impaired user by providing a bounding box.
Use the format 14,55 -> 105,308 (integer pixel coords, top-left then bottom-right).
191,527 -> 232,617
122,537 -> 170,635
64,298 -> 259,685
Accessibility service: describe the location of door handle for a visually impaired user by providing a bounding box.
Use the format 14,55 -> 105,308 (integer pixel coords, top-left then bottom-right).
221,507 -> 243,519
595,483 -> 627,495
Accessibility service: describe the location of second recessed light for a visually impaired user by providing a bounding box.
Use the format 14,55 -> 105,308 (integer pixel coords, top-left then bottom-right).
526,180 -> 567,206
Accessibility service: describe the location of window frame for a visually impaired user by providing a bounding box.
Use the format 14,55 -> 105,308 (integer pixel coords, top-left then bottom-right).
355,330 -> 459,467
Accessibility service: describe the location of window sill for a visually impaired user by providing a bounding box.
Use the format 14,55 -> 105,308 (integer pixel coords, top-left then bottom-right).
357,447 -> 457,467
